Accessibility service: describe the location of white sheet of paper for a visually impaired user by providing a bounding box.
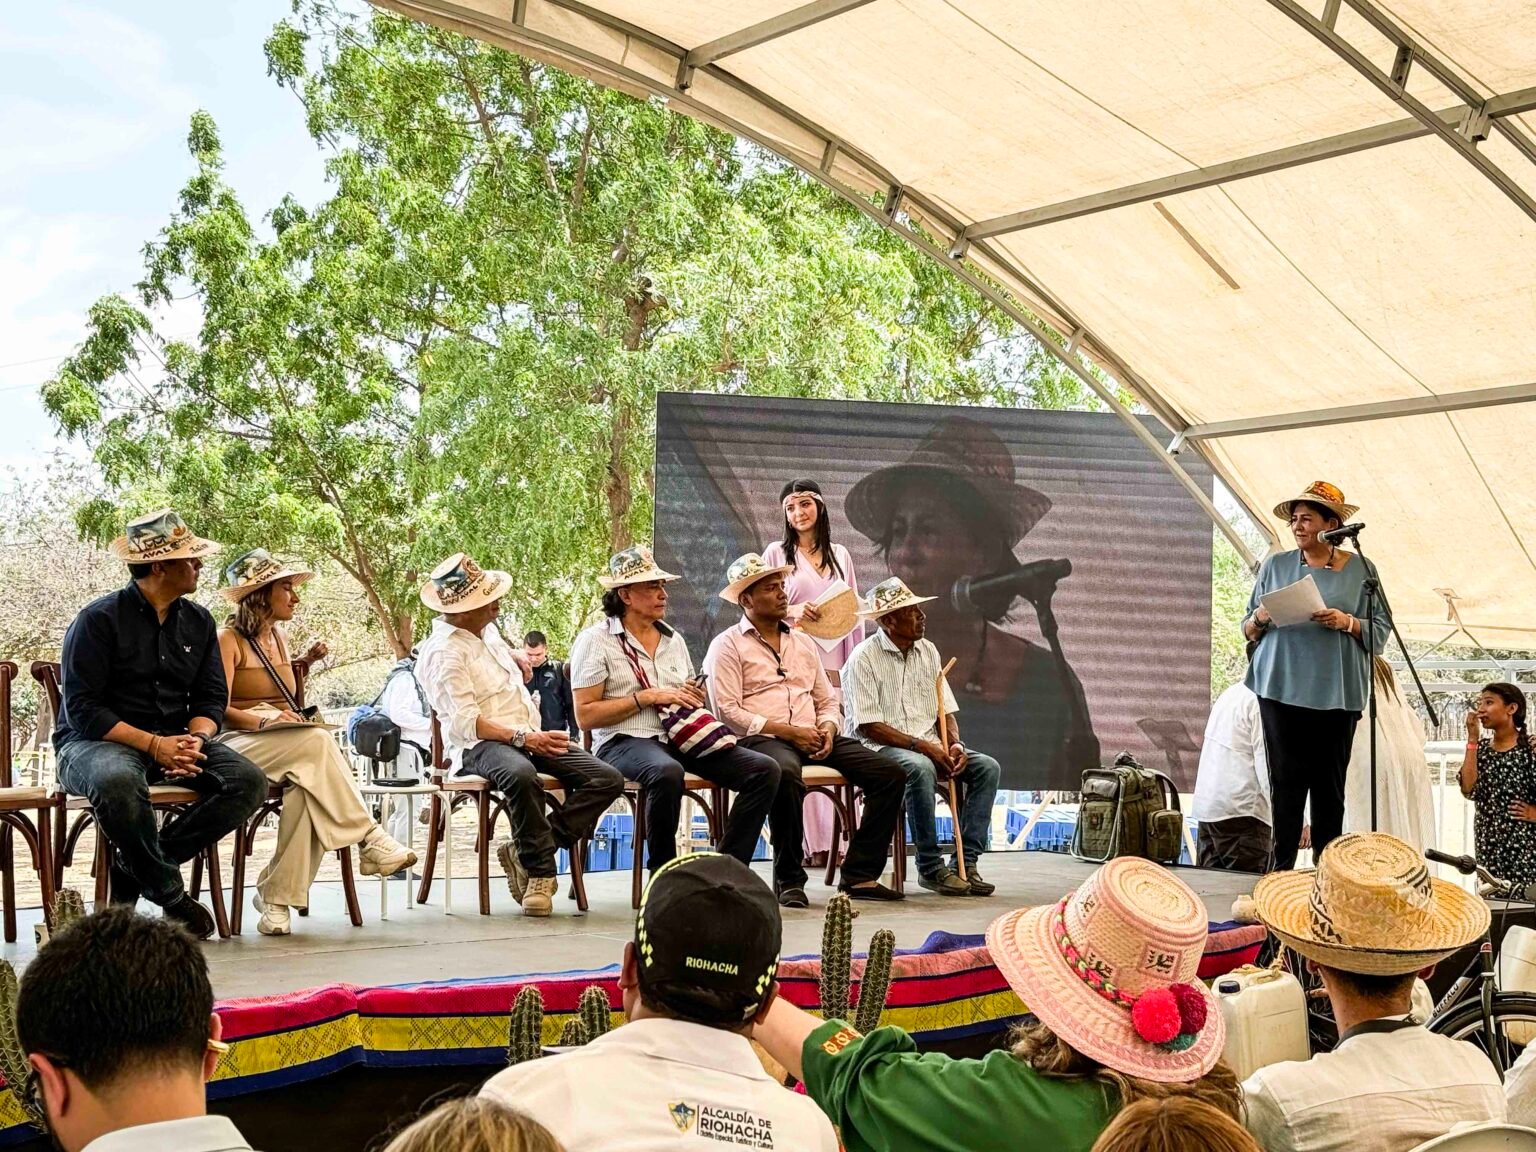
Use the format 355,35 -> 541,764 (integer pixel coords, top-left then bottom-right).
255,720 -> 341,733
811,632 -> 845,653
1260,574 -> 1327,627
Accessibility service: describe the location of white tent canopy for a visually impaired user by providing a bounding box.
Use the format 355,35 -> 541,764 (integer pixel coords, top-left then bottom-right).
375,0 -> 1536,646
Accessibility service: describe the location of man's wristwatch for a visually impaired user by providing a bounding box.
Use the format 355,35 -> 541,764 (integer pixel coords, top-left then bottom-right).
511,728 -> 527,749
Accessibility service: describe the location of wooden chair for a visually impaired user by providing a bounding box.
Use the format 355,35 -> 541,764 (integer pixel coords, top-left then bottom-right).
227,661 -> 363,934
414,715 -> 594,915
0,662 -> 58,942
32,661 -> 232,936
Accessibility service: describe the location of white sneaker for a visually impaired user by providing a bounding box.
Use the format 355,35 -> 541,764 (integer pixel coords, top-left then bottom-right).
252,892 -> 291,937
358,826 -> 417,876
522,876 -> 557,917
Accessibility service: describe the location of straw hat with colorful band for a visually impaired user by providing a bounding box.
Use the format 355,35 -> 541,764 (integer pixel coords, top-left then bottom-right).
845,416 -> 1051,550
108,508 -> 222,564
985,857 -> 1225,1083
857,577 -> 937,621
598,545 -> 679,590
1273,480 -> 1358,524
220,548 -> 315,603
419,552 -> 512,614
1253,832 -> 1489,976
719,553 -> 794,605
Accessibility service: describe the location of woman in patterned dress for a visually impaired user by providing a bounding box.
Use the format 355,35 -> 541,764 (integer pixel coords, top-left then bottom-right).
1460,682 -> 1536,887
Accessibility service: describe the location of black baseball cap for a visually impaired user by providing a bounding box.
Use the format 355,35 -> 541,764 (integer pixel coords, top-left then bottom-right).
635,853 -> 782,1026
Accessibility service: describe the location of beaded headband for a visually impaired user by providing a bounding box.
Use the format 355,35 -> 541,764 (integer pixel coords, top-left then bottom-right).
1050,897 -> 1207,1053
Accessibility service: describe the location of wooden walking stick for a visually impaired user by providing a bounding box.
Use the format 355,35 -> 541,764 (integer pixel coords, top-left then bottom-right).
935,657 -> 966,882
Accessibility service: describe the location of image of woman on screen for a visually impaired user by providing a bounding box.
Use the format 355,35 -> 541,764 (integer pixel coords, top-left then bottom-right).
844,416 -> 1099,789
762,478 -> 863,864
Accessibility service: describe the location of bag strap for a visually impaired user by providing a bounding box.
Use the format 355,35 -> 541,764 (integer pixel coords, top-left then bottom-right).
615,631 -> 654,692
239,628 -> 305,714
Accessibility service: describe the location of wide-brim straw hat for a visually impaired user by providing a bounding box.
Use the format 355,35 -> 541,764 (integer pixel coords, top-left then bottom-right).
719,553 -> 794,605
801,587 -> 860,640
1273,480 -> 1358,523
846,416 -> 1051,549
420,552 -> 512,614
598,545 -> 679,589
108,508 -> 221,564
856,576 -> 937,621
1254,832 -> 1488,976
220,548 -> 315,602
987,858 -> 1225,1084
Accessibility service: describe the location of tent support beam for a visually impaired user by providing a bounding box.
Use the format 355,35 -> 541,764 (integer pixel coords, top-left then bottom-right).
963,84 -> 1536,240
1170,381 -> 1536,448
1265,0 -> 1536,226
369,0 -> 1267,567
681,0 -> 877,73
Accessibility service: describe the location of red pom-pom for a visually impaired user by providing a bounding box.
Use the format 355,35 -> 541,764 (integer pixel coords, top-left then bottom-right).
1170,983 -> 1207,1033
1130,988 -> 1181,1044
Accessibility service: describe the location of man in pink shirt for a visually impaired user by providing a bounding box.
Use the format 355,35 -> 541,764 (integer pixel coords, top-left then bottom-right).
704,553 -> 905,907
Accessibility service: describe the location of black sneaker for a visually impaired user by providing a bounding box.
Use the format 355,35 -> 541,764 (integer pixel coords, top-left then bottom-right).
107,853 -> 141,906
839,882 -> 904,902
964,868 -> 996,897
776,884 -> 810,909
917,866 -> 971,897
162,894 -> 216,940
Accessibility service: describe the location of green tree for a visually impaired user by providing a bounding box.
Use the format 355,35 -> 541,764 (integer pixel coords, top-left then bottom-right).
43,1 -> 1093,656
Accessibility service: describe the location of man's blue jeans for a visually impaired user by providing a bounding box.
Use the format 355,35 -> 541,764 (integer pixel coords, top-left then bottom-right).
877,744 -> 1001,879
56,739 -> 267,906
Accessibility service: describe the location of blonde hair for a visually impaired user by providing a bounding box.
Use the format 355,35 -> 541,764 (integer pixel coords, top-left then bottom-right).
1090,1097 -> 1260,1152
227,582 -> 277,639
382,1097 -> 564,1152
1009,1021 -> 1243,1121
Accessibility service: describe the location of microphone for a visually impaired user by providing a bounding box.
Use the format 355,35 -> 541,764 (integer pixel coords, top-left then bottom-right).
951,559 -> 1072,621
1320,522 -> 1365,544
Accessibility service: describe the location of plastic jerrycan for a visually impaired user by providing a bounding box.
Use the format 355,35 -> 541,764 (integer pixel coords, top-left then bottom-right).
1499,924 -> 1536,1044
1214,965 -> 1311,1079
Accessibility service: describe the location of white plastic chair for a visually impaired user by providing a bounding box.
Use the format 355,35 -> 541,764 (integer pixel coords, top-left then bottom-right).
1410,1123 -> 1536,1151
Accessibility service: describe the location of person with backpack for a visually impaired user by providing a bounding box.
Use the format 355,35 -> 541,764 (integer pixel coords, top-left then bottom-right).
524,631 -> 580,739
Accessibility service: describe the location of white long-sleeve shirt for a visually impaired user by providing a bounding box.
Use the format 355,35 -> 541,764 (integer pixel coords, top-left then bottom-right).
415,618 -> 539,772
1192,681 -> 1271,825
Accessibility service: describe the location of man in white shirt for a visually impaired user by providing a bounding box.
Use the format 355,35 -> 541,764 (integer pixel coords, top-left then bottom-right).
378,652 -> 432,850
416,553 -> 623,916
1192,642 -> 1272,873
17,906 -> 254,1152
1245,832 -> 1503,1152
481,852 -> 840,1152
841,577 -> 1001,897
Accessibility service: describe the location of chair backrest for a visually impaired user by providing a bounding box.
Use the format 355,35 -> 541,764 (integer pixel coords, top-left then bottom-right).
0,661 -> 16,789
291,660 -> 308,710
1411,1124 -> 1536,1151
429,712 -> 449,780
30,662 -> 61,719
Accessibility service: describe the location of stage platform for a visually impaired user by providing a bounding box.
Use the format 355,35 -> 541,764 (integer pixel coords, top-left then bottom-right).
0,852 -> 1258,998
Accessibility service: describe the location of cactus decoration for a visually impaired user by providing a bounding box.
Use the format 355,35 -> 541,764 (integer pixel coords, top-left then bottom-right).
507,986 -> 545,1065
50,890 -> 87,937
817,893 -> 896,1032
0,887 -> 88,1130
557,1018 -> 588,1047
578,983 -> 612,1042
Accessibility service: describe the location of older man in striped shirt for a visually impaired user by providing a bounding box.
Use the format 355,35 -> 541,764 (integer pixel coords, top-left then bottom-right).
841,578 -> 1001,897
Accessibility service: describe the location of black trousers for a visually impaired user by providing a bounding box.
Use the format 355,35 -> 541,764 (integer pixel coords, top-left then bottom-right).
740,734 -> 906,888
1197,816 -> 1272,873
461,742 -> 624,878
1258,697 -> 1359,872
596,734 -> 779,872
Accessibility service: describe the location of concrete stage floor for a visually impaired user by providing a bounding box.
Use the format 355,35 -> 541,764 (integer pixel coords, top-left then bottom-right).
0,852 -> 1258,1000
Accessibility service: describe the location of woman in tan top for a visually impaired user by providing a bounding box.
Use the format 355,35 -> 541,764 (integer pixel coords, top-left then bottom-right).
216,549 -> 415,935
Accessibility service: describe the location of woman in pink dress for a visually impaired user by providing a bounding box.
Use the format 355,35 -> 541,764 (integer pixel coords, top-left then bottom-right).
762,478 -> 863,865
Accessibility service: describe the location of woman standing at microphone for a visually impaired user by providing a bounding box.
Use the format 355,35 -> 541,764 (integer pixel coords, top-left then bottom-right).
1242,481 -> 1388,871
762,478 -> 863,866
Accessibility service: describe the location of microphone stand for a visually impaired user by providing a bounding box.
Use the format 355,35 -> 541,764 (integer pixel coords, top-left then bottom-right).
1028,583 -> 1097,779
1351,529 -> 1438,831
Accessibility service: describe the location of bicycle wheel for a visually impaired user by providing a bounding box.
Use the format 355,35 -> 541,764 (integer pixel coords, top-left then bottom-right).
1430,992 -> 1536,1075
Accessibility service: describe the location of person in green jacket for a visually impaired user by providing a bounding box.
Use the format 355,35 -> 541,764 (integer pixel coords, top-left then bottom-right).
752,857 -> 1243,1152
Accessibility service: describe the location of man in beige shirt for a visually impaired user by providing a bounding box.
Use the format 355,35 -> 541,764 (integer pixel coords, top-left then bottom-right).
416,553 -> 623,916
704,553 -> 905,907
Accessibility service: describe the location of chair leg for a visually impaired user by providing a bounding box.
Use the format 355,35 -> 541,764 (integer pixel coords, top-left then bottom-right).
229,824 -> 248,936
416,794 -> 443,905
569,834 -> 589,913
339,847 -> 363,927
630,789 -> 646,910
52,808 -> 67,894
92,831 -> 110,912
2,824 -> 16,944
37,809 -> 55,932
823,793 -> 842,887
476,792 -> 492,916
892,804 -> 906,894
204,845 -> 230,939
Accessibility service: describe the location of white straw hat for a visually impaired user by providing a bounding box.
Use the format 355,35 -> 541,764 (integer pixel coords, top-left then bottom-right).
220,548 -> 315,602
719,553 -> 794,605
108,508 -> 221,564
420,553 -> 512,614
856,577 -> 937,621
598,546 -> 679,589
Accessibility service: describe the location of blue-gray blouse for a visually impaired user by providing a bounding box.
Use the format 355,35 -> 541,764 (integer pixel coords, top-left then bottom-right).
1244,550 -> 1389,713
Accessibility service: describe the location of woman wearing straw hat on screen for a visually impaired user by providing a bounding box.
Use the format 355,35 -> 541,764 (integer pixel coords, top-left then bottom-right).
1242,482 -> 1388,872
216,548 -> 416,935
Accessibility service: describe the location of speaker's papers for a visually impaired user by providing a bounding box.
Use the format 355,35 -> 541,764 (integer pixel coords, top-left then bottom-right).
1259,574 -> 1327,627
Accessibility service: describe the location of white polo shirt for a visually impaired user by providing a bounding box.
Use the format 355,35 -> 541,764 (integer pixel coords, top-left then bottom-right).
1191,680 -> 1270,825
480,1017 -> 839,1152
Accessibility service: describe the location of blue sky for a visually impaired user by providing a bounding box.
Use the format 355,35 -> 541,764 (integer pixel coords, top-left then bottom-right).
0,1 -> 337,473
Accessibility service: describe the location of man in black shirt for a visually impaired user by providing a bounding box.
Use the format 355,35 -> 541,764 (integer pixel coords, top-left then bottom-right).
53,509 -> 267,939
524,630 -> 579,739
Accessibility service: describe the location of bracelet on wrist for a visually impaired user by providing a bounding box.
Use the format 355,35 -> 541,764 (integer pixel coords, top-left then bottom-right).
633,693 -> 643,713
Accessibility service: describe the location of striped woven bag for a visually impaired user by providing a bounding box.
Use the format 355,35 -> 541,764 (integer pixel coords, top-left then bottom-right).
617,634 -> 738,757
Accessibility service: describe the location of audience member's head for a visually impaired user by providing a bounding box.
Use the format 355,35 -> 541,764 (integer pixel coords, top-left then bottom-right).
986,858 -> 1241,1116
524,630 -> 549,666
1090,1097 -> 1261,1152
624,852 -> 782,1032
17,908 -> 224,1152
383,1097 -> 564,1152
1255,832 -> 1488,1026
